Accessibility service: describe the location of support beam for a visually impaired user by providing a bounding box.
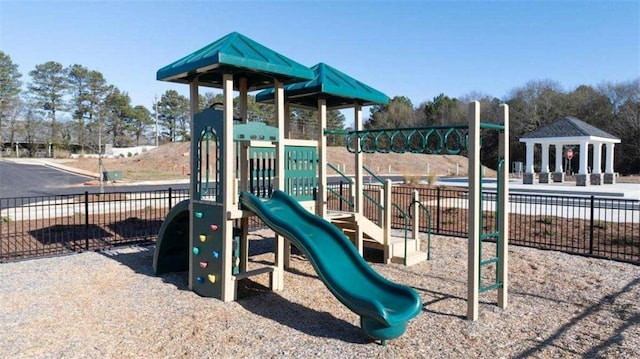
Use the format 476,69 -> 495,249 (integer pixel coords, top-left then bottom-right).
222,74 -> 235,302
523,142 -> 535,184
467,101 -> 480,321
273,80 -> 285,291
592,143 -> 602,174
354,103 -> 364,256
539,143 -> 550,183
605,143 -> 615,173
578,141 -> 589,175
317,99 -> 327,218
187,79 -> 199,291
497,103 -> 509,310
553,144 -> 564,182
238,77 -> 250,273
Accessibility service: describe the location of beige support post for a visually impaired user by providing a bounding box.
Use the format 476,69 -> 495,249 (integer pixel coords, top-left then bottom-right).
354,103 -> 364,255
187,79 -> 199,291
412,190 -> 419,244
222,74 -> 236,302
239,77 -> 250,274
498,104 -> 510,309
467,101 -> 481,320
317,99 -> 327,217
272,80 -> 285,291
282,100 -> 292,269
383,179 -> 392,263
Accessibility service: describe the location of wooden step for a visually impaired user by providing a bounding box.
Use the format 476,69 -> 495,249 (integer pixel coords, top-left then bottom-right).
391,251 -> 428,266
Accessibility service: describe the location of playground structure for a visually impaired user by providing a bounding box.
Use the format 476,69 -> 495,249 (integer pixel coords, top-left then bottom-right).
152,32 -> 509,341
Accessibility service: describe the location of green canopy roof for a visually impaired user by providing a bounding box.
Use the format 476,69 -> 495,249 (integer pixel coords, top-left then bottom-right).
156,32 -> 314,91
255,63 -> 389,109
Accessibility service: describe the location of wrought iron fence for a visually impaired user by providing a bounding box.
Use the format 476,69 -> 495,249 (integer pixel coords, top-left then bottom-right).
329,182 -> 640,265
2,184 -> 639,265
0,188 -> 189,261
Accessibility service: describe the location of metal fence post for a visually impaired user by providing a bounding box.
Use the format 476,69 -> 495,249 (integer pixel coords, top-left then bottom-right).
339,181 -> 344,211
168,187 -> 173,209
84,191 -> 89,251
436,186 -> 441,234
589,195 -> 594,255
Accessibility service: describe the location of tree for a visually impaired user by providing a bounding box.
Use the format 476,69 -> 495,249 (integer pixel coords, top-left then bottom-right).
83,71 -> 110,153
417,94 -> 465,126
366,96 -> 416,129
27,61 -> 69,146
0,51 -> 22,139
157,90 -> 189,142
129,105 -> 152,145
103,87 -> 133,147
66,64 -> 92,152
598,80 -> 640,174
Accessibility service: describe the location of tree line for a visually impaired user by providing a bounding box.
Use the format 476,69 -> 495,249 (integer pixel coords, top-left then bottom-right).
0,51 -> 346,156
1,51 -> 637,173
366,79 -> 639,175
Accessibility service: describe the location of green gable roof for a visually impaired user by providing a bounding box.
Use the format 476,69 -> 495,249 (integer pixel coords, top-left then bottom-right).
156,32 -> 314,91
255,62 -> 389,109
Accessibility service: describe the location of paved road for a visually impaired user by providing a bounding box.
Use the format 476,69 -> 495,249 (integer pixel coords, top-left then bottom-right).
0,161 -> 92,198
0,161 -> 188,199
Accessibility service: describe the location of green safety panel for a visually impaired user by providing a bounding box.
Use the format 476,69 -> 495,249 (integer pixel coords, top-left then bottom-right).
234,121 -> 278,142
284,145 -> 318,201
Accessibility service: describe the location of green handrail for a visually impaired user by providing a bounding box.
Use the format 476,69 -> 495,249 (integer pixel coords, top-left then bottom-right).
327,162 -> 354,211
363,165 -> 385,185
363,191 -> 384,210
410,199 -> 432,261
327,162 -> 353,184
391,203 -> 410,266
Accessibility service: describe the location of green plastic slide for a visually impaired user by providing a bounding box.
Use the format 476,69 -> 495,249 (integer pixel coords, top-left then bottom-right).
239,190 -> 422,342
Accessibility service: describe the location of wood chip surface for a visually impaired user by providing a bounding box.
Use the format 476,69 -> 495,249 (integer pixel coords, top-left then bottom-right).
1,232 -> 638,358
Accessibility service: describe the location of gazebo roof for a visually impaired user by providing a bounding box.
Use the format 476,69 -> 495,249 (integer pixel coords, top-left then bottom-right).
255,62 -> 389,109
156,32 -> 314,91
520,117 -> 620,141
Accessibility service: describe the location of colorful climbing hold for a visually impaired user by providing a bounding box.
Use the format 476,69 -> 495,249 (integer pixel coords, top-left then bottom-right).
195,212 -> 203,218
192,247 -> 200,255
210,224 -> 219,231
212,251 -> 220,259
196,276 -> 204,284
199,261 -> 208,268
199,234 -> 207,242
207,274 -> 216,283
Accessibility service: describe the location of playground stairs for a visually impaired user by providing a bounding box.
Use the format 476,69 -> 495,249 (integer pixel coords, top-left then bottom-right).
327,211 -> 427,266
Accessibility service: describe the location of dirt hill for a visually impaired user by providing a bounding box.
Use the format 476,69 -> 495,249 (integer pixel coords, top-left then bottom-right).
63,142 -> 488,182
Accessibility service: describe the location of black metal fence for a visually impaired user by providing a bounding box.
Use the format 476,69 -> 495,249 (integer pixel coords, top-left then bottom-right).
328,183 -> 640,265
0,188 -> 189,261
2,184 -> 639,265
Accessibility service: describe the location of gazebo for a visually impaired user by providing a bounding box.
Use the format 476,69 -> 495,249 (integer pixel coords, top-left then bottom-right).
519,116 -> 621,186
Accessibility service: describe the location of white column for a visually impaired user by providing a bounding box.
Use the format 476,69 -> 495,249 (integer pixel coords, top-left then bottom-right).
525,142 -> 535,174
540,143 -> 549,173
592,142 -> 602,174
578,141 -> 589,174
554,144 -> 563,172
605,143 -> 615,173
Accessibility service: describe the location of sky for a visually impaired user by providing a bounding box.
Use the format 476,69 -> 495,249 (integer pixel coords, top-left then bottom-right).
1,0 -> 638,127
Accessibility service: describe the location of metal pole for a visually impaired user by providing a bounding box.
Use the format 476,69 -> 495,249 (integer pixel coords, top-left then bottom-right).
154,95 -> 159,147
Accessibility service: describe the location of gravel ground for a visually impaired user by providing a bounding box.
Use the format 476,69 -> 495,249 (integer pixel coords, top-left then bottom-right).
1,232 -> 638,358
